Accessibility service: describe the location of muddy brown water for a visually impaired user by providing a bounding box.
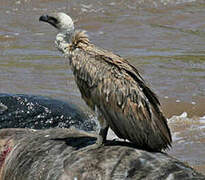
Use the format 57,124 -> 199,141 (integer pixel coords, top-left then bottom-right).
0,0 -> 205,175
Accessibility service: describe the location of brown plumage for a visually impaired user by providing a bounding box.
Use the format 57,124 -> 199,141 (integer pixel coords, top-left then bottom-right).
39,13 -> 172,151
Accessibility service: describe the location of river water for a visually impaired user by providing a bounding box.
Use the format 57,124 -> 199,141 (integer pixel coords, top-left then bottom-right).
0,0 -> 205,174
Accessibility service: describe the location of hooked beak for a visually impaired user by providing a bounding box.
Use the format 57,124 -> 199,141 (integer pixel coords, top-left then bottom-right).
39,14 -> 59,29
39,14 -> 49,22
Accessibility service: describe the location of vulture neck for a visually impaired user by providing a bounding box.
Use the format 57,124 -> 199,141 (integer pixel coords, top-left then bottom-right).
55,29 -> 74,55
55,29 -> 90,54
56,29 -> 74,44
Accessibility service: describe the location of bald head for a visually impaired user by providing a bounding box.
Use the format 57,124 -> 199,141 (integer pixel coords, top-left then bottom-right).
39,12 -> 74,33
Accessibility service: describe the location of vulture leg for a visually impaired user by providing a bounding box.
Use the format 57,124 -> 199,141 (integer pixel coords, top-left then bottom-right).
99,125 -> 109,143
82,111 -> 109,151
96,107 -> 109,146
74,111 -> 109,152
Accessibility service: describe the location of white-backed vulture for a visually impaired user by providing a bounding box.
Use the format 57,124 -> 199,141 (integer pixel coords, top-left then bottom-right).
39,12 -> 172,151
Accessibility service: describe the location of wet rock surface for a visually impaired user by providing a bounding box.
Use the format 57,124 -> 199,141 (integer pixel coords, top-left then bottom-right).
0,93 -> 96,131
0,128 -> 204,180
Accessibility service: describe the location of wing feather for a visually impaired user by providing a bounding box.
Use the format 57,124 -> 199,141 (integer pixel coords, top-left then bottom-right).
69,37 -> 172,151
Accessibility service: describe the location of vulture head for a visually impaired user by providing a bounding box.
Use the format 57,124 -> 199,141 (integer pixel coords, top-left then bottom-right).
39,12 -> 74,34
39,12 -> 75,52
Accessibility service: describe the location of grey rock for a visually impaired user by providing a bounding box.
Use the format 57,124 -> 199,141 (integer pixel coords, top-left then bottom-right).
0,128 -> 204,180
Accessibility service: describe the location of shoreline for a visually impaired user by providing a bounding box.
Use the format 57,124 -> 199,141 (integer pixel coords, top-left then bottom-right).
161,96 -> 205,118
